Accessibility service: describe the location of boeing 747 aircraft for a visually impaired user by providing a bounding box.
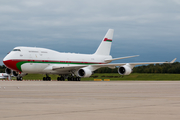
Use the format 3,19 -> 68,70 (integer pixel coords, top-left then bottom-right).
3,29 -> 176,81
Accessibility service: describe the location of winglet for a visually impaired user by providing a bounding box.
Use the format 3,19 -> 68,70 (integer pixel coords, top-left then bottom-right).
170,58 -> 177,63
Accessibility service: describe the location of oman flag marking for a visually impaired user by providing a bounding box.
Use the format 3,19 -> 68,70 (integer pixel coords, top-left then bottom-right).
104,38 -> 112,42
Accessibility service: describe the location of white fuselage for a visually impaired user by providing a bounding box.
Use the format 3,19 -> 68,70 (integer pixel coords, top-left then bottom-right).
3,47 -> 112,74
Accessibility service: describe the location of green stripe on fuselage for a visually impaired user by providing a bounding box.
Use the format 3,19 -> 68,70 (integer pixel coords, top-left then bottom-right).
16,61 -> 99,72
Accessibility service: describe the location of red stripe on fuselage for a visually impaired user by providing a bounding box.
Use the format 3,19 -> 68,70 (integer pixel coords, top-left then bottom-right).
3,60 -> 22,72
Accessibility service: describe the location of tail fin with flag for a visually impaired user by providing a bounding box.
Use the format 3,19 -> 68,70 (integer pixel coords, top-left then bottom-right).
94,29 -> 114,56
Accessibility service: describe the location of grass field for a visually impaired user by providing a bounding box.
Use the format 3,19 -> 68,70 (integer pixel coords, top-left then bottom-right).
17,73 -> 180,81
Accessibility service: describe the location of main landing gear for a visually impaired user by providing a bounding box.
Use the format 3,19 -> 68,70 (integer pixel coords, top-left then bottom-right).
42,75 -> 81,81
67,76 -> 81,81
57,76 -> 65,81
57,76 -> 81,81
17,76 -> 23,81
43,74 -> 51,81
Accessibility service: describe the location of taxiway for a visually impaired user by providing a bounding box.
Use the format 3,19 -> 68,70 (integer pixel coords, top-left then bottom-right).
0,81 -> 180,120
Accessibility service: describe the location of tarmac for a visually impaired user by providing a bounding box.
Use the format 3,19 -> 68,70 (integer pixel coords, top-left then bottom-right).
0,81 -> 180,120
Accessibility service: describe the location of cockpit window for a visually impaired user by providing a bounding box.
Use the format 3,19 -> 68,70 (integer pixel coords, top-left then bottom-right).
12,49 -> 21,51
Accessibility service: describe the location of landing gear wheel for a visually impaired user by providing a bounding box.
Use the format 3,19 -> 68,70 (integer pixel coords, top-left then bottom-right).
57,76 -> 65,81
61,77 -> 65,81
67,77 -> 81,81
77,77 -> 81,81
67,77 -> 71,81
17,77 -> 23,81
47,77 -> 51,81
43,77 -> 51,81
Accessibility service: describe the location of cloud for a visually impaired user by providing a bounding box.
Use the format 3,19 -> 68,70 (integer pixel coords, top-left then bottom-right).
173,0 -> 180,5
0,5 -> 20,13
22,1 -> 43,7
0,0 -> 180,64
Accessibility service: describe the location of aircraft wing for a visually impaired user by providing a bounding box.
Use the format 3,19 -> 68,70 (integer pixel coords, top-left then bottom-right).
52,55 -> 139,71
91,58 -> 177,68
51,58 -> 176,72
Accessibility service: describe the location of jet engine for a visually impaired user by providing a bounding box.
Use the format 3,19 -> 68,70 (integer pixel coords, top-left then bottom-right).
5,68 -> 12,74
5,68 -> 19,76
75,68 -> 92,78
5,67 -> 27,81
12,71 -> 19,77
118,65 -> 132,75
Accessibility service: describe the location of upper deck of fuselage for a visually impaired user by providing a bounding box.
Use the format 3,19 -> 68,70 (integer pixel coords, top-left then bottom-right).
9,46 -> 94,57
3,46 -> 112,62
11,46 -> 59,54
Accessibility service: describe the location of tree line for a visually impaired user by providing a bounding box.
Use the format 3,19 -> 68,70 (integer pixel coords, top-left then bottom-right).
95,62 -> 180,74
0,65 -> 6,73
0,62 -> 180,74
133,62 -> 180,74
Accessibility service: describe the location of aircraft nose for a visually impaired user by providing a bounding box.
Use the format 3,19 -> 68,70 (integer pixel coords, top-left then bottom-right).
3,55 -> 8,63
3,59 -> 21,72
3,54 -> 20,72
3,53 -> 11,64
3,56 -> 11,68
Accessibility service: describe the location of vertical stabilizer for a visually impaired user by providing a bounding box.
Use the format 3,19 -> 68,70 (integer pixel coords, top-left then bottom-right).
94,29 -> 114,56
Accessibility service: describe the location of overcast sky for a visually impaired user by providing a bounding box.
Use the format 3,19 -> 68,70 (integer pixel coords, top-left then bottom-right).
0,0 -> 180,65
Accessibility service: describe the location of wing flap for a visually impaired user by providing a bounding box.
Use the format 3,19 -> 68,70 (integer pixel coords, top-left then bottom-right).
105,55 -> 139,63
52,65 -> 87,71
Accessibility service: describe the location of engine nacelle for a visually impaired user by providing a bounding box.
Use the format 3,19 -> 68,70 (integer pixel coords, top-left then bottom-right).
5,68 -> 12,75
118,65 -> 132,75
75,68 -> 92,78
13,71 -> 19,77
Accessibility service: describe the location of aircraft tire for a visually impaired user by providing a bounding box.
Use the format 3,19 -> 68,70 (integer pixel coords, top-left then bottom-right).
77,77 -> 81,81
17,77 -> 22,81
47,77 -> 51,81
68,77 -> 72,81
60,77 -> 65,81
